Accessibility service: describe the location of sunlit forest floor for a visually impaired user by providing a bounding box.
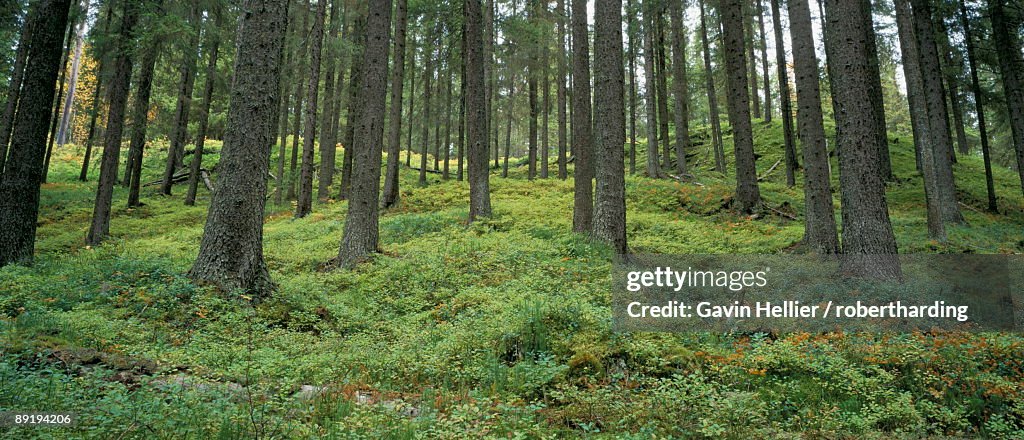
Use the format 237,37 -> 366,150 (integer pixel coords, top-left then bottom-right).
2,121 -> 1024,438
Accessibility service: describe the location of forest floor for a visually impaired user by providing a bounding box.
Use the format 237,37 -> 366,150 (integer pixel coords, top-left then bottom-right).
2,121 -> 1024,439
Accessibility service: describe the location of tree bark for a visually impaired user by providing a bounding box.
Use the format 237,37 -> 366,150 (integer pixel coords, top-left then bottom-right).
626,0 -> 637,176
556,0 -> 568,180
41,20 -> 75,183
78,4 -> 114,182
571,0 -> 593,233
295,0 -> 326,218
381,0 -> 408,208
160,5 -> 202,196
669,0 -> 689,176
771,0 -> 798,187
593,0 -> 627,255
57,0 -> 91,147
317,0 -> 342,202
959,4 -> 997,212
860,0 -> 893,182
745,2 -> 760,119
824,0 -> 901,278
466,0 -> 492,221
789,0 -> 839,253
87,0 -> 140,246
990,0 -> 1024,197
655,15 -> 671,169
185,11 -> 222,207
643,6 -> 660,179
757,0 -> 772,122
0,8 -> 33,174
0,0 -> 72,267
126,3 -> 164,207
419,30 -> 435,186
338,7 -> 365,200
719,0 -> 761,212
700,0 -> 725,173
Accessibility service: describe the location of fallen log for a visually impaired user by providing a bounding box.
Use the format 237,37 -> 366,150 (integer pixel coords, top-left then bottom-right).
757,159 -> 783,181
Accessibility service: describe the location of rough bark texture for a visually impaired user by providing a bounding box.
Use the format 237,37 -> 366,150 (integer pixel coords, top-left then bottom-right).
960,4 -> 997,211
381,0 -> 408,208
745,2 -> 760,118
189,0 -> 289,297
337,0 -> 391,268
160,5 -> 202,196
643,6 -> 660,179
338,8 -> 365,200
317,0 -> 342,202
771,0 -> 798,187
288,0 -> 313,202
700,0 -> 725,173
592,0 -> 627,255
824,0 -> 901,278
789,0 -> 839,253
78,5 -> 113,182
295,0 -> 326,218
757,0 -> 771,122
41,21 -> 74,184
720,0 -> 761,213
0,8 -> 33,174
57,0 -> 90,147
419,31 -> 435,186
895,0 -> 945,240
556,0 -> 568,180
570,0 -> 593,233
0,0 -> 71,267
910,0 -> 963,224
626,0 -> 637,176
655,16 -> 671,169
466,0 -> 492,221
185,12 -> 222,207
990,0 -> 1024,197
126,19 -> 163,207
934,17 -> 968,158
669,0 -> 689,176
860,0 -> 893,182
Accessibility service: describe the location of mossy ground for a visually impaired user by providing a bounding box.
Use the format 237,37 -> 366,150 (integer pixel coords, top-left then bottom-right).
2,122 -> 1023,438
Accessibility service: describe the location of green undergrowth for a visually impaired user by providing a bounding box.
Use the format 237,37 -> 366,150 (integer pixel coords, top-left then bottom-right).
2,124 -> 1023,438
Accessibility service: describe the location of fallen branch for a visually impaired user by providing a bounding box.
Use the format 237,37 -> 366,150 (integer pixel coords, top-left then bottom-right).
410,166 -> 443,175
765,202 -> 798,220
758,159 -> 783,181
200,169 -> 214,192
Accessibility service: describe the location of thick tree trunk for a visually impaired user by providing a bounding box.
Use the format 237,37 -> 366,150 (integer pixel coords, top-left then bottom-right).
990,0 -> 1024,197
771,0 -> 798,187
895,0 -> 945,240
700,0 -> 725,173
557,0 -> 568,180
0,0 -> 72,267
382,0 -> 408,208
190,0 -> 289,297
185,12 -> 222,207
860,0 -> 893,182
571,0 -> 593,233
910,0 -> 963,224
126,14 -> 163,207
719,0 -> 761,213
934,17 -> 969,158
87,0 -> 140,246
317,0 -> 342,202
295,0 -> 326,219
669,0 -> 689,176
466,0 -> 492,221
757,0 -> 772,122
41,21 -> 75,183
593,0 -> 627,255
960,4 -> 997,212
789,0 -> 839,253
824,0 -> 901,278
161,5 -> 202,196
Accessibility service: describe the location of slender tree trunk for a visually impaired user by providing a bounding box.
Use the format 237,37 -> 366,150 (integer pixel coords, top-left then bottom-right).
528,32 -> 539,181
643,7 -> 660,179
185,12 -> 222,207
0,11 -> 33,174
990,0 -> 1024,197
541,35 -> 550,179
484,0 -> 495,170
295,0 -> 327,218
382,0 -> 408,208
720,0 -> 761,212
288,0 -> 312,201
934,17 -> 969,158
910,0 -> 963,224
190,0 -> 288,297
745,3 -> 760,119
502,74 -> 514,178
593,0 -> 627,254
161,5 -> 202,196
457,52 -> 466,182
0,0 -> 72,267
960,4 -> 997,212
789,0 -> 839,253
771,0 -> 797,187
557,0 -> 568,180
339,7 -> 366,200
895,0 -> 945,240
57,0 -> 90,147
757,0 -> 772,122
433,57 -> 442,172
655,15 -> 671,169
571,0 -> 593,233
626,0 -> 637,176
126,9 -> 164,207
824,0 -> 901,278
275,58 -> 292,205
700,0 -> 724,173
405,35 -> 416,168
77,3 -> 113,182
41,21 -> 75,183
860,0 -> 893,182
466,0 -> 492,221
419,34 -> 435,186
87,0 -> 140,246
670,0 -> 689,176
317,0 -> 342,202
443,64 -> 453,180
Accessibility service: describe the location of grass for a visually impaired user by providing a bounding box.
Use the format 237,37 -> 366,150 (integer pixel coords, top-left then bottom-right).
1,123 -> 1023,439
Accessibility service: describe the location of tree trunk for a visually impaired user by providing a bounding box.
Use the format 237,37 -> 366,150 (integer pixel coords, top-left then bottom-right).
910,0 -> 963,224
161,5 -> 202,196
860,0 -> 893,182
643,6 -> 660,179
339,7 -> 366,200
185,11 -> 222,207
571,0 -> 593,233
87,0 -> 140,246
57,0 -> 91,147
419,33 -> 435,186
700,0 -> 725,173
669,0 -> 689,176
745,3 -> 760,119
41,20 -> 75,183
719,0 -> 761,212
0,0 -> 72,267
757,0 -> 772,122
77,4 -> 114,182
592,0 -> 627,255
502,73 -> 513,178
934,17 -> 969,158
405,35 -> 416,168
789,0 -> 839,253
990,0 -> 1024,197
557,0 -> 568,180
0,9 -> 33,174
443,63 -> 453,180
655,15 -> 671,169
295,0 -> 326,218
626,0 -> 637,176
457,50 -> 466,182
382,0 -> 408,208
189,0 -> 288,297
541,31 -> 550,180
317,0 -> 343,202
771,0 -> 797,187
824,0 -> 901,278
894,0 -> 945,240
466,0 -> 492,221
126,6 -> 164,207
960,4 -> 997,212
528,47 -> 539,180
288,0 -> 312,201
